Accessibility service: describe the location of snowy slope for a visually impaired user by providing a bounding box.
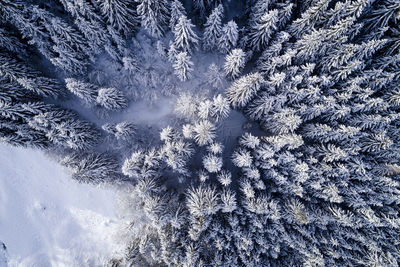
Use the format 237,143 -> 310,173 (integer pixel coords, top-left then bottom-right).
0,145 -> 127,266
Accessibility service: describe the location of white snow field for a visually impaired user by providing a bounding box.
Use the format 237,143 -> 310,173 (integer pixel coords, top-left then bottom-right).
0,144 -> 128,266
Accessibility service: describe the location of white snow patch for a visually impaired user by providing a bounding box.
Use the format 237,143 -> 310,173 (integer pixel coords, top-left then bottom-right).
0,145 -> 128,266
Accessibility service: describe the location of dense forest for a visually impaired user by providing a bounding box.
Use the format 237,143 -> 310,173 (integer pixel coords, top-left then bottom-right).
1,0 -> 400,266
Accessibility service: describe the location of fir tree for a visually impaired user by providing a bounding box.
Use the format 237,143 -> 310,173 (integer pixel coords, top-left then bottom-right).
206,63 -> 225,89
232,148 -> 252,168
2,0 -> 400,265
218,20 -> 239,54
173,15 -> 199,54
173,52 -> 194,81
61,152 -> 122,183
28,5 -> 91,73
0,27 -> 27,55
217,170 -> 232,186
247,9 -> 279,51
170,0 -> 186,30
156,40 -> 168,59
192,120 -> 216,146
122,56 -> 140,74
99,0 -> 139,34
122,149 -> 161,179
211,94 -> 230,121
59,0 -> 109,54
175,93 -> 198,119
186,185 -> 219,217
220,189 -> 237,212
96,88 -> 128,110
207,142 -> 224,154
197,99 -> 213,120
226,72 -> 265,108
203,4 -> 223,51
167,41 -> 179,62
288,0 -> 331,38
65,78 -> 98,104
136,0 -> 170,38
103,121 -> 136,140
203,153 -> 223,173
0,52 -> 62,98
224,48 -> 246,79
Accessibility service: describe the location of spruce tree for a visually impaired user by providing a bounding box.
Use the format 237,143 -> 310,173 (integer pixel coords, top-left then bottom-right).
170,0 -> 186,30
218,20 -> 239,54
206,63 -> 225,89
0,52 -> 63,98
96,88 -> 128,110
65,78 -> 98,104
59,0 -> 108,54
226,72 -> 265,108
61,152 -> 122,183
99,0 -> 139,34
173,15 -> 199,54
173,52 -> 194,81
0,27 -> 27,55
203,4 -> 223,51
247,9 -> 279,51
224,49 -> 246,79
136,0 -> 170,38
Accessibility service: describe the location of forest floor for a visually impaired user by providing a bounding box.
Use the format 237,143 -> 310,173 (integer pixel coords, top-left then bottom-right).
0,145 -> 134,266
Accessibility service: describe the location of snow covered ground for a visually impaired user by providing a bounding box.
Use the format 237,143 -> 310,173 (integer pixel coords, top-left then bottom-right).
0,145 -> 128,266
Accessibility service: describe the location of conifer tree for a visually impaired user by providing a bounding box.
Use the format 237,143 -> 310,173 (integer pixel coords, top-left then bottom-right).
122,56 -> 140,74
220,189 -> 237,212
0,28 -> 27,55
0,53 -> 62,98
175,93 -> 198,119
167,41 -> 179,62
61,152 -> 122,183
96,88 -> 128,110
156,40 -> 168,59
3,0 -> 400,265
103,121 -> 136,140
170,0 -> 186,30
65,78 -> 98,104
247,9 -> 279,51
99,0 -> 139,34
123,149 -> 163,181
136,0 -> 170,38
288,0 -> 331,38
0,0 -> 23,21
226,72 -> 265,108
211,94 -> 230,121
173,52 -> 194,81
59,0 -> 109,54
217,170 -> 232,186
192,120 -> 216,146
206,63 -> 225,89
218,20 -> 239,54
192,0 -> 207,17
173,15 -> 199,54
203,4 -> 223,51
197,99 -> 213,120
5,4 -> 92,73
203,153 -> 223,173
224,49 -> 246,79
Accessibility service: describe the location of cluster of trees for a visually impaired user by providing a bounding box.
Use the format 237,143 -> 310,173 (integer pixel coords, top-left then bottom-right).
0,44 -> 99,150
0,0 -> 134,183
1,0 -> 400,266
65,78 -> 127,110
